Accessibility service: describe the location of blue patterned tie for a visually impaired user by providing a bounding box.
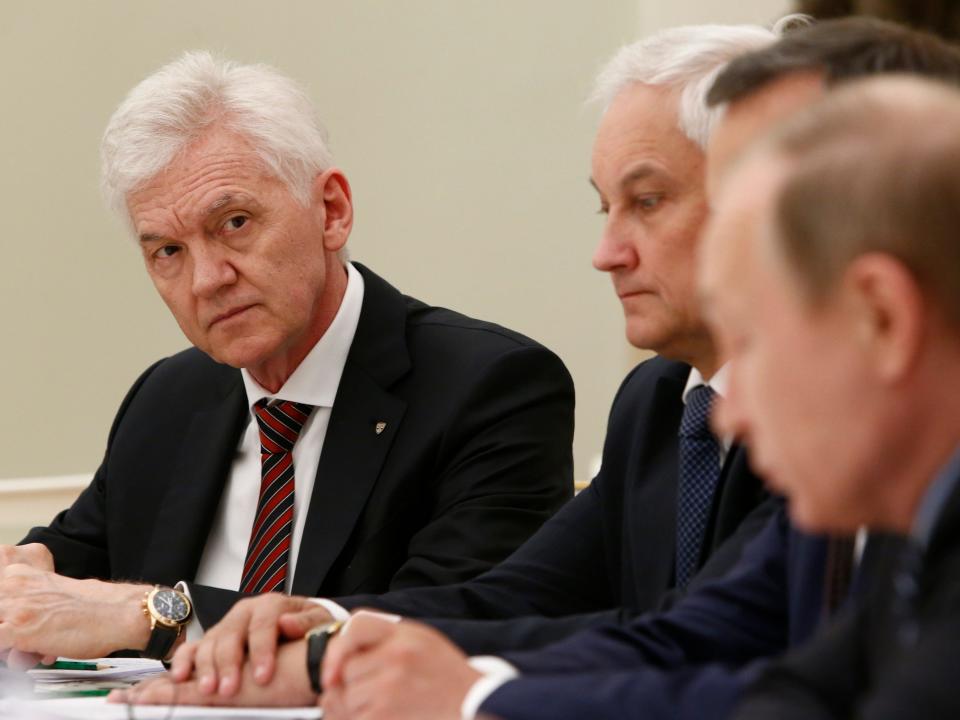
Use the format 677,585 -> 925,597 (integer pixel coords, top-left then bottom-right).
675,384 -> 721,589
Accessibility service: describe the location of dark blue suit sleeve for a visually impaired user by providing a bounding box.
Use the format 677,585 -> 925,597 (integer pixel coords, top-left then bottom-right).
476,512 -> 795,719
482,663 -> 765,720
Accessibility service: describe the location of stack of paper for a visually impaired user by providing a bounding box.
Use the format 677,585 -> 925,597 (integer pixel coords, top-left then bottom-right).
27,657 -> 166,698
0,659 -> 322,719
0,696 -> 323,719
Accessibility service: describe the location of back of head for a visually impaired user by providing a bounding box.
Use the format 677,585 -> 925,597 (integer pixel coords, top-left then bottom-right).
592,17 -> 805,148
764,76 -> 960,326
101,51 -> 333,215
708,16 -> 960,107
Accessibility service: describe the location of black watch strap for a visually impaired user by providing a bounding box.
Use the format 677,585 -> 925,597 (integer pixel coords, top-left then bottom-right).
143,623 -> 180,661
306,621 -> 343,694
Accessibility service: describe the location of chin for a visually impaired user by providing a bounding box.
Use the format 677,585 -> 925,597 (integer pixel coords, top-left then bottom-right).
788,496 -> 861,535
624,323 -> 670,354
206,339 -> 279,370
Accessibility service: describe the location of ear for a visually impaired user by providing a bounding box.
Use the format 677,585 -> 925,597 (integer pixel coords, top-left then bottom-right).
311,168 -> 353,253
842,253 -> 925,383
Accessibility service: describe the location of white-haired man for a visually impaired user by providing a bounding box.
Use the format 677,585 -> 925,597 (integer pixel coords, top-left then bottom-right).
0,51 -> 575,666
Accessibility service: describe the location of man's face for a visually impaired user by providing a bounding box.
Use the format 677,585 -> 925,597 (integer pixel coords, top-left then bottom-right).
591,83 -> 712,362
128,127 -> 347,382
699,158 -> 883,533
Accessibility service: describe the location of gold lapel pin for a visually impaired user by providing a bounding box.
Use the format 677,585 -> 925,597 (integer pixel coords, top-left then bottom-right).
375,421 -> 387,435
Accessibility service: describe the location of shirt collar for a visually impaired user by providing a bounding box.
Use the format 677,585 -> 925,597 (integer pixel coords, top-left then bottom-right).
241,261 -> 365,410
912,443 -> 960,548
682,363 -> 729,404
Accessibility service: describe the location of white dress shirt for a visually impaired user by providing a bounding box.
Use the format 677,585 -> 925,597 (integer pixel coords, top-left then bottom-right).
183,262 -> 364,633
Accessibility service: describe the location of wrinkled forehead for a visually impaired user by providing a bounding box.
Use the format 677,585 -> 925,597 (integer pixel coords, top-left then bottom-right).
591,85 -> 707,206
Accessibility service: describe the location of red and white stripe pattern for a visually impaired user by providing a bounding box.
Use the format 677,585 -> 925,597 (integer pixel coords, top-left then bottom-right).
240,399 -> 315,594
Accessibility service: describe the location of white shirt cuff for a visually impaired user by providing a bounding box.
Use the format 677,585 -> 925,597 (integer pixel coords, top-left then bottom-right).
309,597 -> 351,623
174,581 -> 205,643
461,656 -> 519,720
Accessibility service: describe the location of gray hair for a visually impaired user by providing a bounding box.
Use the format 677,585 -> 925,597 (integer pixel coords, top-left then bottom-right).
591,16 -> 810,148
100,50 -> 333,215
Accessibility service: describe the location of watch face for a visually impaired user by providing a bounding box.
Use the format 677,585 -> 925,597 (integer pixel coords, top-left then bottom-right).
151,589 -> 191,623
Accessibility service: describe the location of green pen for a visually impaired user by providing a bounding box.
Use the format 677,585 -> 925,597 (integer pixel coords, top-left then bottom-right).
40,660 -> 113,671
34,688 -> 113,698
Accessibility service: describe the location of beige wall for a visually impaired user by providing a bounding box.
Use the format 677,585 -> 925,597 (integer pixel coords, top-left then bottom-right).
2,1 -> 786,486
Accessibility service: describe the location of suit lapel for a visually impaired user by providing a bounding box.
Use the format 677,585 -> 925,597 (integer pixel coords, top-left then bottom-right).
291,263 -> 412,594
291,365 -> 406,594
141,373 -> 248,586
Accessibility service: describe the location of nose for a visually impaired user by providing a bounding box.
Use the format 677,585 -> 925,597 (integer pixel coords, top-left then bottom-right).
191,242 -> 238,299
592,212 -> 637,274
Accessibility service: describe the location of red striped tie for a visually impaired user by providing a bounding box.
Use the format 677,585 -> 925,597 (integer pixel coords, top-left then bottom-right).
240,399 -> 315,594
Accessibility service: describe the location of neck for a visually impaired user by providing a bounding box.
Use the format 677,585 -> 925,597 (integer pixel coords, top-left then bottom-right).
250,260 -> 349,393
689,346 -> 720,382
875,423 -> 960,534
870,357 -> 960,533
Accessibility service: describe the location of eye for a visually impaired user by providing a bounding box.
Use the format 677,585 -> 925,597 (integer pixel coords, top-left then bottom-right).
635,195 -> 663,212
154,245 -> 181,259
224,215 -> 248,232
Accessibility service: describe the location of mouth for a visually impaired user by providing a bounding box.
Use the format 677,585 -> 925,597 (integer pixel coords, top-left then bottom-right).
209,304 -> 255,328
616,289 -> 653,301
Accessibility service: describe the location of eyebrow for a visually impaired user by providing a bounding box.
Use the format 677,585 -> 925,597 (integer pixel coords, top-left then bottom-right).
137,193 -> 254,243
589,163 -> 671,195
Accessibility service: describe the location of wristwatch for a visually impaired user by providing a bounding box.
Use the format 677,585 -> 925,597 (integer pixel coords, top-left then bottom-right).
141,586 -> 192,660
306,620 -> 345,694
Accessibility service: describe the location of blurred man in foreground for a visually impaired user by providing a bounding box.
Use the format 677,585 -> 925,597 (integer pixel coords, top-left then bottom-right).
714,76 -> 960,719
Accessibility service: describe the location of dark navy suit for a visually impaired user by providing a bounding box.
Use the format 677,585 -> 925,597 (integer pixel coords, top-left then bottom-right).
477,508 -> 831,720
736,470 -> 960,719
476,511 -> 900,720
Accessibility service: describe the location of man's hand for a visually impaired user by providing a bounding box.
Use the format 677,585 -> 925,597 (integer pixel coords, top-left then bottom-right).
0,544 -> 54,572
0,564 -> 150,662
321,613 -> 480,720
111,638 -> 317,708
169,594 -> 332,696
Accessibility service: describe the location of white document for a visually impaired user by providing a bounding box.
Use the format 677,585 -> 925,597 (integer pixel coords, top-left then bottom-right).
0,696 -> 322,719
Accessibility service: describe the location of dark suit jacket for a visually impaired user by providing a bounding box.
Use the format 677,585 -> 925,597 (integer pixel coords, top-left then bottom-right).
478,508 -> 830,720
735,474 -> 960,719
334,356 -> 772,652
22,264 -> 575,628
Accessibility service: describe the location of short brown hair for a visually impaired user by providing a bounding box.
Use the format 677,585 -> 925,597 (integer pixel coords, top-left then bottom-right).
765,76 -> 960,324
707,17 -> 960,107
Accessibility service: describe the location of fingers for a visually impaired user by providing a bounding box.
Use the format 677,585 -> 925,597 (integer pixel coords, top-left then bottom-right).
6,648 -> 44,671
169,641 -> 198,682
211,628 -> 246,696
191,630 -> 222,695
277,605 -> 334,640
179,594 -> 313,696
245,608 -> 282,685
322,612 -> 398,690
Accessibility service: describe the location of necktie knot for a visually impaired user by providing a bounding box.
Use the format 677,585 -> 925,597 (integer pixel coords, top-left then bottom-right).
254,400 -> 315,454
680,384 -> 716,439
